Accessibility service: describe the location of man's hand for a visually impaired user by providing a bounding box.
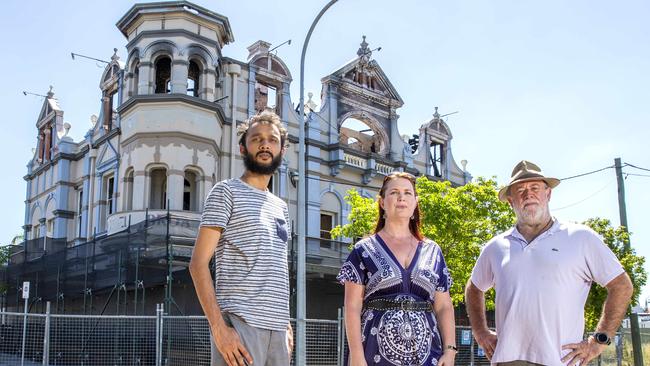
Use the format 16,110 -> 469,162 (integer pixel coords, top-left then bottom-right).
474,329 -> 498,360
286,323 -> 294,358
562,337 -> 607,366
213,324 -> 253,366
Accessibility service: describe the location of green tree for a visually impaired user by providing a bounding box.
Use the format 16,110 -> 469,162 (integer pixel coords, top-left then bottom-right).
332,176 -> 515,306
330,190 -> 377,240
582,218 -> 647,330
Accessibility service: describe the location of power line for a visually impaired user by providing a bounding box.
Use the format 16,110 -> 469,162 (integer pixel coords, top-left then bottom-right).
624,162 -> 650,172
559,165 -> 614,181
298,162 -> 631,195
626,173 -> 650,178
553,179 -> 616,211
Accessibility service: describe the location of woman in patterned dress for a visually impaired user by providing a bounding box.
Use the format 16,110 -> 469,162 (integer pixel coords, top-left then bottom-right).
337,172 -> 456,366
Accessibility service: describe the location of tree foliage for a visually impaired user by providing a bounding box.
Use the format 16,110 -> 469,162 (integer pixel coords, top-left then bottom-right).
582,218 -> 647,330
332,176 -> 516,306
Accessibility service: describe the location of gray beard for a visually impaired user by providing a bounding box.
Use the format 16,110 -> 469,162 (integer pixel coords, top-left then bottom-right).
515,204 -> 549,226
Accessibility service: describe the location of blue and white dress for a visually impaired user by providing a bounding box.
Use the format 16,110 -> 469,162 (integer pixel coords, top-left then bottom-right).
337,234 -> 452,366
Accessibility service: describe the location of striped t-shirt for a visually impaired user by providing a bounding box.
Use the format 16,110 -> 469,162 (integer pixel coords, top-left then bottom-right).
200,178 -> 290,331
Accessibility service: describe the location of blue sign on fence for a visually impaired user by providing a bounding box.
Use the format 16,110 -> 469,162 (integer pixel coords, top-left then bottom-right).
477,346 -> 485,357
461,330 -> 471,345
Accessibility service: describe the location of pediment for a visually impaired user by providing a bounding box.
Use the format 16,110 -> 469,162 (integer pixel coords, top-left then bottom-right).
96,143 -> 118,167
35,87 -> 61,127
421,118 -> 452,143
328,58 -> 403,107
99,50 -> 125,91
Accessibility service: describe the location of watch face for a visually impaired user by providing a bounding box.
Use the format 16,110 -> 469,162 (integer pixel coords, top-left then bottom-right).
595,333 -> 610,344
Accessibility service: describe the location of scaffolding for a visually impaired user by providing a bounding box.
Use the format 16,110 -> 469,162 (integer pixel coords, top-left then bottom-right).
0,210 -> 199,316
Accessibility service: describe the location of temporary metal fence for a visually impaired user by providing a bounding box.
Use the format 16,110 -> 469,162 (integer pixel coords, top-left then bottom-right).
0,304 -> 646,366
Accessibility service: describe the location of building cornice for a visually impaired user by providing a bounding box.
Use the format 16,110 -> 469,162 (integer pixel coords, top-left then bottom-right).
120,131 -> 222,156
117,94 -> 227,122
125,29 -> 221,55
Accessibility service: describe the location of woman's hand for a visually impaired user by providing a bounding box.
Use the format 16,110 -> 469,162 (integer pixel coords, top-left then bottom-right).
438,349 -> 456,366
348,352 -> 368,366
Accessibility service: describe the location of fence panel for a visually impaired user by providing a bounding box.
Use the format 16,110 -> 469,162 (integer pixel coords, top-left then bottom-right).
48,314 -> 157,366
161,315 -> 211,365
2,308 -> 649,366
0,312 -> 45,366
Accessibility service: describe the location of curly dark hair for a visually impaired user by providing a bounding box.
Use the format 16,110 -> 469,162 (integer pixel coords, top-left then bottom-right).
238,111 -> 289,149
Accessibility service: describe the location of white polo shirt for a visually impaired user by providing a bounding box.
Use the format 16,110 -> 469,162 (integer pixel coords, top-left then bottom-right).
471,218 -> 624,366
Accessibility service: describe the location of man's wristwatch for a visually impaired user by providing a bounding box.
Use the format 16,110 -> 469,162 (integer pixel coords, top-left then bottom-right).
593,332 -> 611,345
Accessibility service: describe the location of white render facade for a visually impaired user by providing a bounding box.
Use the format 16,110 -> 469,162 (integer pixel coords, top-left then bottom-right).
23,1 -> 471,266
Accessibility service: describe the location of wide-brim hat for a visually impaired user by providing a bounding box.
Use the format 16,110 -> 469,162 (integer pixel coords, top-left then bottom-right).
498,160 -> 560,202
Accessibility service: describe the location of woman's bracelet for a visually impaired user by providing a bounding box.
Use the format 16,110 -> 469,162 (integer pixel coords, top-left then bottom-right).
445,345 -> 458,352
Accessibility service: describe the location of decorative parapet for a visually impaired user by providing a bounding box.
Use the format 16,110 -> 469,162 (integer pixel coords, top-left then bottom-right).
343,153 -> 367,169
343,151 -> 398,178
375,163 -> 394,175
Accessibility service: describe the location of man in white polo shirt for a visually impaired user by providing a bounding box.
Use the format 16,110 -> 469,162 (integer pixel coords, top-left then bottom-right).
465,160 -> 633,366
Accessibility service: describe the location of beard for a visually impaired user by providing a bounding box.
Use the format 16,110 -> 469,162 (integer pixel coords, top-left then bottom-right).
513,201 -> 549,226
243,148 -> 283,175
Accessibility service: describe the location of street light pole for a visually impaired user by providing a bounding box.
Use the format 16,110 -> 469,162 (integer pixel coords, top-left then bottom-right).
297,1 -> 338,364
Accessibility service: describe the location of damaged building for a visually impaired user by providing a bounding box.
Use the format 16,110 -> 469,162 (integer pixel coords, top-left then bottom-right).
2,1 -> 471,319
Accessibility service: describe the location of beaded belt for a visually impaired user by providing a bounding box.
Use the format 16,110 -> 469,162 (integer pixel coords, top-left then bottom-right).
363,298 -> 434,312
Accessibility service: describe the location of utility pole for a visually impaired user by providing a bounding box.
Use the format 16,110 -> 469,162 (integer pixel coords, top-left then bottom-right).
614,157 -> 644,366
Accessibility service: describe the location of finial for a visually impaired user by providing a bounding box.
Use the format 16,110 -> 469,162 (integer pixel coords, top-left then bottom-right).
47,85 -> 54,98
64,122 -> 71,136
111,48 -> 119,61
357,35 -> 370,59
433,107 -> 440,119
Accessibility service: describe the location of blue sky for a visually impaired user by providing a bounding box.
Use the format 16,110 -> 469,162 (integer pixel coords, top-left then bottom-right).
1,0 -> 649,306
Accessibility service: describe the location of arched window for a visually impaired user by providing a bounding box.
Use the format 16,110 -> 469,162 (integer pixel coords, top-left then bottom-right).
149,168 -> 167,209
340,118 -> 377,153
183,170 -> 198,211
187,60 -> 200,97
154,57 -> 171,94
132,62 -> 140,96
124,168 -> 134,211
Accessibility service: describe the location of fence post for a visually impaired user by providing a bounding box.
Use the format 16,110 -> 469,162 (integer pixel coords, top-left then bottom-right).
337,308 -> 344,366
470,333 -> 475,366
156,303 -> 163,366
43,301 -> 51,366
21,291 -> 28,366
617,332 -> 623,366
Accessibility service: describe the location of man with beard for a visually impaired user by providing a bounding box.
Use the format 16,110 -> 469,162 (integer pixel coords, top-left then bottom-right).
465,160 -> 633,366
190,111 -> 293,366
